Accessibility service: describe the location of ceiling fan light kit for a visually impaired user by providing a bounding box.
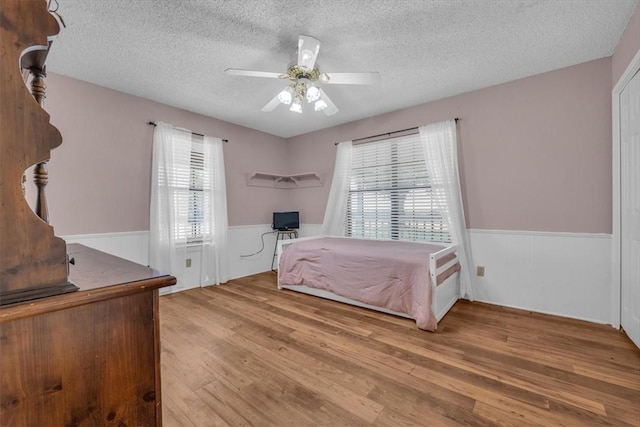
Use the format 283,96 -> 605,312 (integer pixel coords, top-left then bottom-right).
225,35 -> 380,117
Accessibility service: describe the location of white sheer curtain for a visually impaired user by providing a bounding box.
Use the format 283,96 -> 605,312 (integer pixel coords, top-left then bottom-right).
149,122 -> 190,287
419,120 -> 475,300
201,135 -> 229,286
149,123 -> 229,289
321,141 -> 353,236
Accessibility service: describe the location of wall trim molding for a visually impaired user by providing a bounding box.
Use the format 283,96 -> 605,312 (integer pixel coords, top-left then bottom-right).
62,230 -> 149,240
228,224 -> 272,230
300,225 -> 611,240
468,228 -> 611,239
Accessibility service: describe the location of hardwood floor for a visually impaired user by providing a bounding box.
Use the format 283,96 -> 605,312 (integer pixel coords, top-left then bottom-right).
159,272 -> 640,426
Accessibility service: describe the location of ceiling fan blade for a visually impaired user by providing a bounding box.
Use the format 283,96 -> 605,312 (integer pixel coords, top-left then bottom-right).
298,35 -> 321,71
225,68 -> 284,79
318,88 -> 339,116
323,72 -> 381,85
261,92 -> 282,112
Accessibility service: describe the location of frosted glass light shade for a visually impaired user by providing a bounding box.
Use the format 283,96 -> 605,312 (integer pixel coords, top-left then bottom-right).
278,88 -> 292,105
306,86 -> 321,102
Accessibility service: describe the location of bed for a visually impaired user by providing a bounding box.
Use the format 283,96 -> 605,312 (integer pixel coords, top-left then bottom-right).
276,236 -> 460,331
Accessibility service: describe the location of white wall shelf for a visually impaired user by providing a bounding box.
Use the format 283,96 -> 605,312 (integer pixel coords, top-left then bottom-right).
247,172 -> 322,188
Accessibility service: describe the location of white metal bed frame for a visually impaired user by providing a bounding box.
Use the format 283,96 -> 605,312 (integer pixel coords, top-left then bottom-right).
276,236 -> 460,323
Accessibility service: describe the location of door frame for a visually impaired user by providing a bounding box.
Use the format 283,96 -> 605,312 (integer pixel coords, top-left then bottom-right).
611,49 -> 640,329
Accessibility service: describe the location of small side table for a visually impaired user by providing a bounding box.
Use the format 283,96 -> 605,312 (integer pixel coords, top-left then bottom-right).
272,229 -> 298,271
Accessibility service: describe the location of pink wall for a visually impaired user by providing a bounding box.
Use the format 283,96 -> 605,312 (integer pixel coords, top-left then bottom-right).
34,73 -> 289,235
612,4 -> 640,86
38,3 -> 638,238
287,58 -> 613,234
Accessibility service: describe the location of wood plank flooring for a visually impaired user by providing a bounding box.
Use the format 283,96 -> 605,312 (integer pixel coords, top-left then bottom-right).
159,272 -> 640,426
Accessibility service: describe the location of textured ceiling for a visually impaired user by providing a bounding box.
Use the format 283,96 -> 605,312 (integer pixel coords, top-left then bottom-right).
46,0 -> 639,138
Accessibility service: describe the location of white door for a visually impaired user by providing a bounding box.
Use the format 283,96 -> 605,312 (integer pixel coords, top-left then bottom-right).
620,68 -> 640,348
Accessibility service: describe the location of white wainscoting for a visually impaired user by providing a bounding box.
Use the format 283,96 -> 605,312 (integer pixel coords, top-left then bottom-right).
228,224 -> 277,278
297,225 -> 613,325
468,229 -> 612,325
228,223 -> 323,279
62,230 -> 184,295
62,224 -> 324,295
63,227 -> 613,324
63,231 -> 150,266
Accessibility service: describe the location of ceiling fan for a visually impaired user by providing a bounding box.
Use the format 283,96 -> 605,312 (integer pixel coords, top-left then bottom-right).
225,35 -> 380,116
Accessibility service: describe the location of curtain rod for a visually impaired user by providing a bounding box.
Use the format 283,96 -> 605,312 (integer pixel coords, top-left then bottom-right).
334,118 -> 459,146
147,121 -> 228,143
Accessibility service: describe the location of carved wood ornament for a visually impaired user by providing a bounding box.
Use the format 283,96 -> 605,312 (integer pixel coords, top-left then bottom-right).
0,0 -> 77,304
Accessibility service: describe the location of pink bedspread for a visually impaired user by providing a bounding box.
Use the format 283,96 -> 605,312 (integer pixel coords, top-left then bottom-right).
278,237 -> 444,331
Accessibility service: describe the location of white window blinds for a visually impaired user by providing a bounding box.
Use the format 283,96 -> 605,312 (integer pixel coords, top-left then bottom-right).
346,134 -> 451,243
156,132 -> 209,243
187,137 -> 208,242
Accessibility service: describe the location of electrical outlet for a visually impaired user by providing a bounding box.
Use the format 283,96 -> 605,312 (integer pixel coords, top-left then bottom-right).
186,258 -> 192,268
476,265 -> 485,277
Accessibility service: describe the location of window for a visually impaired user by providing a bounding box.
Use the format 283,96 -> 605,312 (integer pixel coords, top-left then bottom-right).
187,137 -> 208,243
346,134 -> 450,243
156,131 -> 210,244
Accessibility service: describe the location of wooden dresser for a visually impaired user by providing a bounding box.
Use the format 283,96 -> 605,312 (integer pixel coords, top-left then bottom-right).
0,244 -> 175,426
1,3 -> 176,424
